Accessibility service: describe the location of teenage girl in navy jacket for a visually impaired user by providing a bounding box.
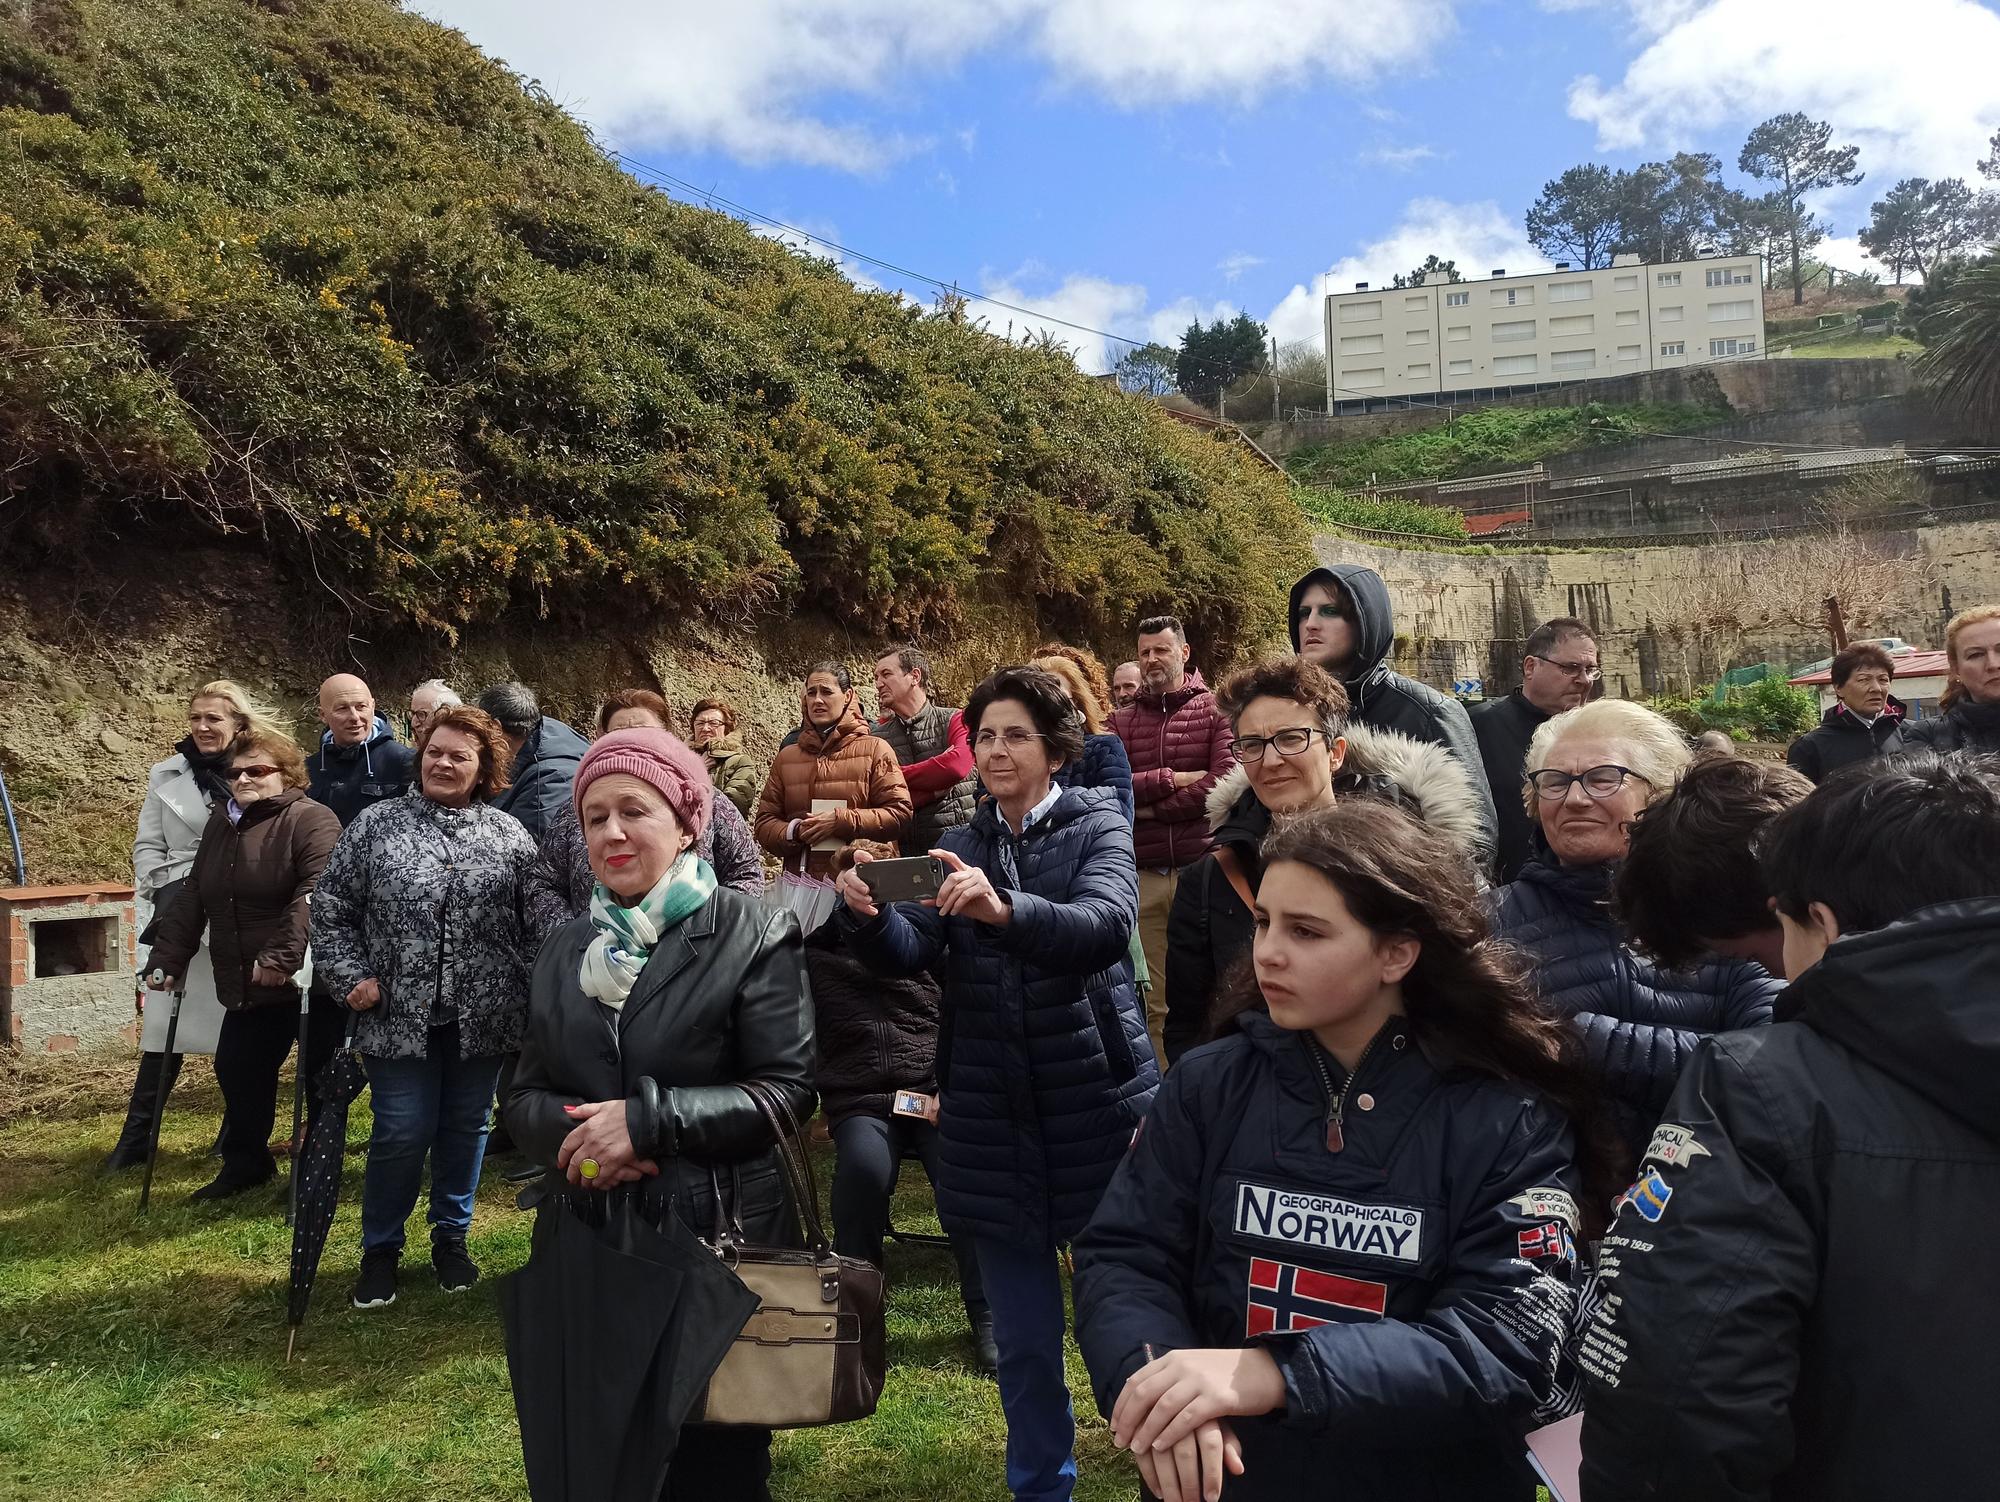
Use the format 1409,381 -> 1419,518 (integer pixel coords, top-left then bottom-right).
1074,799 -> 1621,1502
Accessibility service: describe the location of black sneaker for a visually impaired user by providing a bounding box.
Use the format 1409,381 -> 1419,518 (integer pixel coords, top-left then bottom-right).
432,1237 -> 479,1294
350,1250 -> 399,1310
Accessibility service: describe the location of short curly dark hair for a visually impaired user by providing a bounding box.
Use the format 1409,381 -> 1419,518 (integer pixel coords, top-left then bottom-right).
417,705 -> 515,802
1215,656 -> 1350,735
965,667 -> 1087,769
1830,642 -> 1895,687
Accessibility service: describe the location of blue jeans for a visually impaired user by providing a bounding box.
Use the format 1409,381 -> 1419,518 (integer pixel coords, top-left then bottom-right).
972,1237 -> 1076,1502
359,1022 -> 501,1255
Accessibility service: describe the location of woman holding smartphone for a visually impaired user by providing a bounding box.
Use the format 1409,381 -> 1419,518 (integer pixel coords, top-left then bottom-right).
836,665 -> 1156,1502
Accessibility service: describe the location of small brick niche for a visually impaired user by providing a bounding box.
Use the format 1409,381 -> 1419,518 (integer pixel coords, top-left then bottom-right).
0,885 -> 136,1051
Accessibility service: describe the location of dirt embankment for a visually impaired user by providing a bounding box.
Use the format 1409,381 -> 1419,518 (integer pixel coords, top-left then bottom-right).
0,541 -> 1050,889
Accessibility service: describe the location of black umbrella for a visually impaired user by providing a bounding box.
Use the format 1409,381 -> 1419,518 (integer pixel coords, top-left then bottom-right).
500,1187 -> 758,1501
284,1023 -> 369,1360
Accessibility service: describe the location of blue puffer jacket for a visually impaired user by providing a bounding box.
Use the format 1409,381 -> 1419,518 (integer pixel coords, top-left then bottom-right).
1075,1011 -> 1582,1501
492,715 -> 589,843
1057,732 -> 1134,823
840,784 -> 1156,1246
1489,850 -> 1779,1154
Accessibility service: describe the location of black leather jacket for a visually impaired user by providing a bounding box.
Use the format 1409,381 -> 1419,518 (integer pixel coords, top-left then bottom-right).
506,889 -> 817,1246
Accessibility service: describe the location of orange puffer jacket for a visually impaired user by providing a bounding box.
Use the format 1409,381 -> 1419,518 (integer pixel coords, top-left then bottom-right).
754,699 -> 913,876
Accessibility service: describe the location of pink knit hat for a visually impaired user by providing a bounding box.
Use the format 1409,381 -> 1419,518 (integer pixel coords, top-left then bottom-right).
573,727 -> 714,840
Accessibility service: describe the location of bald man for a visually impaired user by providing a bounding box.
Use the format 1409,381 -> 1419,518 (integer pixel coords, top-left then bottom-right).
307,673 -> 415,826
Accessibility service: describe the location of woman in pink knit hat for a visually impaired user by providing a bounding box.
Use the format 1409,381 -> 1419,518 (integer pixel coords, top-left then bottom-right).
505,727 -> 817,1498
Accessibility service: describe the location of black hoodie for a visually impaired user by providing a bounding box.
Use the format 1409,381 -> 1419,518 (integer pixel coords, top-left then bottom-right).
1288,565 -> 1496,862
1580,899 -> 2000,1502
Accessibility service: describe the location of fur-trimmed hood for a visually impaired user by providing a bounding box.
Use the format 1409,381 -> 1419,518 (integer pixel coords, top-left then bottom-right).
1203,720 -> 1488,866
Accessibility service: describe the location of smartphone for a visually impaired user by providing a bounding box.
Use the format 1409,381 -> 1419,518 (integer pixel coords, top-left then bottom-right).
892,1090 -> 940,1123
859,855 -> 945,903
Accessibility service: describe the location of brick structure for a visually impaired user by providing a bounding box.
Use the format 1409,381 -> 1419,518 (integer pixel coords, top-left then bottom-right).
0,885 -> 137,1051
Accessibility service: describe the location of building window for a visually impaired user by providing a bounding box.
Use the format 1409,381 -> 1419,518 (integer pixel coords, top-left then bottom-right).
1706,265 -> 1754,286
1445,290 -> 1469,307
1339,333 -> 1384,355
1408,363 -> 1432,378
1548,280 -> 1593,302
1551,348 -> 1596,372
1614,273 -> 1639,292
1406,295 -> 1428,312
1448,358 -> 1474,376
1708,299 -> 1754,322
1658,305 -> 1683,323
1492,286 -> 1534,306
1344,366 -> 1386,388
1709,337 -> 1757,357
1549,314 -> 1595,336
1615,308 -> 1640,327
1492,353 -> 1538,377
1657,271 -> 1682,287
1616,344 -> 1641,361
1446,325 -> 1471,342
1338,300 -> 1383,323
1407,328 -> 1430,345
1660,340 -> 1686,357
1492,318 -> 1536,342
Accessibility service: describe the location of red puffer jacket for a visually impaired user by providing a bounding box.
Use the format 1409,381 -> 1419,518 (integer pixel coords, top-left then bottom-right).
1110,671 -> 1236,869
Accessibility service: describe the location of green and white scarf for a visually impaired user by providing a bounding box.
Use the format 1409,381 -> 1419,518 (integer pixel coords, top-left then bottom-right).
580,853 -> 718,1009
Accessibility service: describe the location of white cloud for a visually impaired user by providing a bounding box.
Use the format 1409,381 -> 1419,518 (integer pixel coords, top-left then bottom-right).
1217,252 -> 1266,283
965,269 -> 1235,374
1360,143 -> 1443,169
1568,0 -> 2000,180
1263,198 -> 1540,346
745,217 -> 884,290
412,0 -> 1455,172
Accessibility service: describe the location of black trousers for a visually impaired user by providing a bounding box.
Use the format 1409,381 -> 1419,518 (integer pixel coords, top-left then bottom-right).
213,990 -> 346,1178
830,1112 -> 987,1316
662,1424 -> 771,1501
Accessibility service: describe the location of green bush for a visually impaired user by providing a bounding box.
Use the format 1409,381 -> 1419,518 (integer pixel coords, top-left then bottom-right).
1285,396 -> 1732,490
0,0 -> 1308,651
1296,488 -> 1468,539
1854,300 -> 1902,325
1645,676 -> 1817,742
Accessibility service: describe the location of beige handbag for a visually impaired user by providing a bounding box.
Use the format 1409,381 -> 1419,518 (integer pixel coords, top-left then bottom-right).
692,1080 -> 887,1429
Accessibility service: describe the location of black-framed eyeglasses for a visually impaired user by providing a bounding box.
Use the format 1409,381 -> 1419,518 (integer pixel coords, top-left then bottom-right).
1230,727 -> 1325,763
1294,601 -> 1348,624
1528,764 -> 1648,801
228,764 -> 281,782
974,728 -> 1050,750
1530,654 -> 1602,682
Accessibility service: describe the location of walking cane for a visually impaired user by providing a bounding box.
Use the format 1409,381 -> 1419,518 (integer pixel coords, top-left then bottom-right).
285,988 -> 309,1228
137,974 -> 184,1216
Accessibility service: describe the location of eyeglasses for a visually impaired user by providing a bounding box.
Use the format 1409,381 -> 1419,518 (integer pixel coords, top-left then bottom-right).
1527,764 -> 1648,801
1230,727 -> 1325,762
228,765 -> 281,782
1295,602 -> 1348,623
1530,654 -> 1602,682
974,728 -> 1050,750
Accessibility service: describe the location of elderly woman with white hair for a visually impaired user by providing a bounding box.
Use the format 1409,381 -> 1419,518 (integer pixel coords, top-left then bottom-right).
1488,698 -> 1780,1160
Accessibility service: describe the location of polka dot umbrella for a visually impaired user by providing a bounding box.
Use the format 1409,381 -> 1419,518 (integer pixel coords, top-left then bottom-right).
286,1022 -> 369,1360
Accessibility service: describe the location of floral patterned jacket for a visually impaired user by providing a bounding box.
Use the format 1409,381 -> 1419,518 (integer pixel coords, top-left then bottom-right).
528,790 -> 764,943
310,791 -> 553,1060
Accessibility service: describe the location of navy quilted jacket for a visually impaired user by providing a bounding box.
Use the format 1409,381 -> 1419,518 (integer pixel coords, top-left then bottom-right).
1057,732 -> 1135,823
1489,851 -> 1779,1155
840,784 -> 1157,1246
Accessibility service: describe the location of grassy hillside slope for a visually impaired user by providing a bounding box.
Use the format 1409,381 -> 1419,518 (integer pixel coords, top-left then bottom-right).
0,0 -> 1305,652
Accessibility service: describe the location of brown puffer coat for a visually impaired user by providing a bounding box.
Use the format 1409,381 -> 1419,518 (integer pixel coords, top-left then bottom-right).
754,697 -> 913,877
147,787 -> 343,1010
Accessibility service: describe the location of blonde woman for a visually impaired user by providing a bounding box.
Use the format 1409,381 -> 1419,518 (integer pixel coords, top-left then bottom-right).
1030,646 -> 1133,822
104,680 -> 283,1172
1489,698 -> 1779,1158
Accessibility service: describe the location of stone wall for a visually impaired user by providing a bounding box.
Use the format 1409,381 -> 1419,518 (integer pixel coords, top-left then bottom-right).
1314,516 -> 1999,699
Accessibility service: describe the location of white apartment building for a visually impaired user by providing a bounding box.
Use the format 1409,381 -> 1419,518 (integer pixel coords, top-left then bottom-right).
1322,253 -> 1766,408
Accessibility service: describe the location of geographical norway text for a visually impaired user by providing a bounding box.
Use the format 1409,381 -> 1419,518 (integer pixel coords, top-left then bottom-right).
1233,1182 -> 1424,1263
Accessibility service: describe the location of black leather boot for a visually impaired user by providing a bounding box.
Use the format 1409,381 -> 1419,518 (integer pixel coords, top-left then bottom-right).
967,1302 -> 999,1378
99,1052 -> 183,1173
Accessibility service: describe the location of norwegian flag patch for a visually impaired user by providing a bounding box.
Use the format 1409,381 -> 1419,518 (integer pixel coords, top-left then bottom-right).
1517,1221 -> 1576,1266
1245,1257 -> 1386,1336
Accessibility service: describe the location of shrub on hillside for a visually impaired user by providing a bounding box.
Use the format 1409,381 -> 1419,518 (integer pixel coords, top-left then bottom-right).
1298,489 -> 1468,539
1646,675 -> 1817,742
0,0 -> 1307,653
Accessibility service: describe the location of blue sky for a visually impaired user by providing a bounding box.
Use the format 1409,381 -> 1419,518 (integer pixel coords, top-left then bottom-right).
415,0 -> 2000,371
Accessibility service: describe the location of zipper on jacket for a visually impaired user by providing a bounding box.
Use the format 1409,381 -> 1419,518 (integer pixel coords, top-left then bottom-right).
1301,1028 -> 1386,1153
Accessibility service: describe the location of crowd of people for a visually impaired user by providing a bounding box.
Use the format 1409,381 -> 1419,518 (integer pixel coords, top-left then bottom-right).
102,575 -> 2000,1502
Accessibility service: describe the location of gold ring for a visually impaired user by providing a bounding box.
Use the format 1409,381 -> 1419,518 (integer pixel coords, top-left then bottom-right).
578,1158 -> 600,1180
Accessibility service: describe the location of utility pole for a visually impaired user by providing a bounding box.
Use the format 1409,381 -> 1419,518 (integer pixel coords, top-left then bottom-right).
1270,336 -> 1281,423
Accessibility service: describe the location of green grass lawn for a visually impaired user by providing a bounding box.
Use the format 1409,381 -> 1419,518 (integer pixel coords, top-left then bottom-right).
1769,329 -> 1921,359
0,1054 -> 1132,1501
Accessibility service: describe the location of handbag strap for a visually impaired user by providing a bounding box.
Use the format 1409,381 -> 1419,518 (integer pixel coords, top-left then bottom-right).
740,1079 -> 834,1259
